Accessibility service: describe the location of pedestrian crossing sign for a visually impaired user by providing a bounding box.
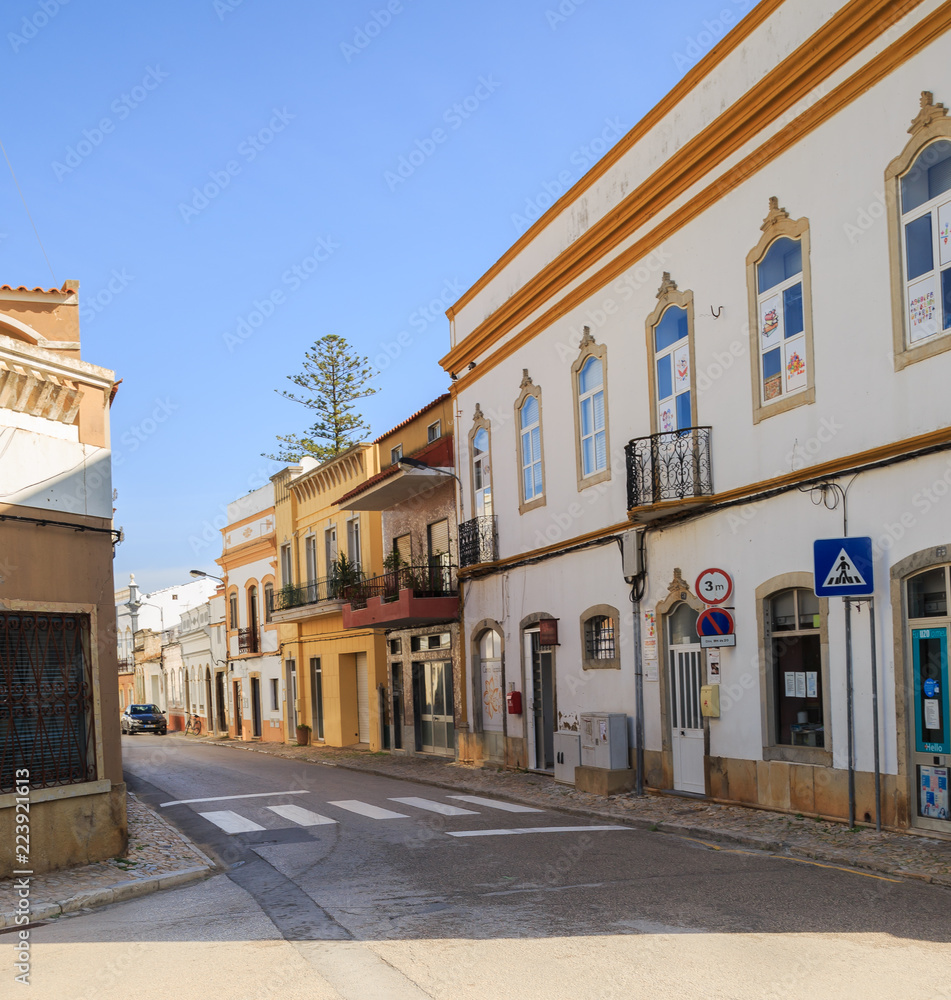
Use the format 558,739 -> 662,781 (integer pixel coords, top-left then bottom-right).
813,537 -> 874,597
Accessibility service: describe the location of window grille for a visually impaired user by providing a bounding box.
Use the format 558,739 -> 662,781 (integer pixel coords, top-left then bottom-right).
585,615 -> 616,660
0,611 -> 96,793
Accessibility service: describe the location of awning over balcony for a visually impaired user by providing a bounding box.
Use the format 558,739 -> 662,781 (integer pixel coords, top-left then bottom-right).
339,466 -> 455,511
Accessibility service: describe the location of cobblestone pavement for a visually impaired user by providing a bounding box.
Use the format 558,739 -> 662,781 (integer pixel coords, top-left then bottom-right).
0,791 -> 212,927
193,734 -> 951,887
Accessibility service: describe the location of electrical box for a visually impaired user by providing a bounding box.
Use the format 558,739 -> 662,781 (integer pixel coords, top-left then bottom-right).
700,685 -> 720,718
580,713 -> 629,770
621,529 -> 642,580
554,731 -> 581,785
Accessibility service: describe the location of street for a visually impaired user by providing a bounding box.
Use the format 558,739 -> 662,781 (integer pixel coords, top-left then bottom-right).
19,736 -> 951,999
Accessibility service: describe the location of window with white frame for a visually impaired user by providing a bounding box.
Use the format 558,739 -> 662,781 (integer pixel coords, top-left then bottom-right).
900,140 -> 951,346
757,237 -> 806,404
519,394 -> 543,502
653,304 -> 691,432
347,517 -> 361,570
325,525 -> 337,572
427,420 -> 441,443
229,593 -> 239,629
305,535 -> 317,584
472,426 -> 493,517
280,543 -> 293,587
578,356 -> 606,477
270,677 -> 279,711
391,444 -> 403,465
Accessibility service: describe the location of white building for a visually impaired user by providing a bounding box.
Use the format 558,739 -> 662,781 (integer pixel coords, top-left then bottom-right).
442,1 -> 951,834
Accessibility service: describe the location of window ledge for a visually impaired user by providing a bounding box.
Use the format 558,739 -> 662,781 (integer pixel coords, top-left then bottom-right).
577,468 -> 611,491
895,333 -> 951,371
762,745 -> 831,767
752,386 -> 815,425
582,658 -> 620,670
0,777 -> 111,811
518,495 -> 547,515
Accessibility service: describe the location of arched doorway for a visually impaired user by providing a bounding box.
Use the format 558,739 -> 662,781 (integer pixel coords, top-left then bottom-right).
666,602 -> 704,793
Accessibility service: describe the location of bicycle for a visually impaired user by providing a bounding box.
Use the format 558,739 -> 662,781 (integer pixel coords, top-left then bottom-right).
184,714 -> 202,736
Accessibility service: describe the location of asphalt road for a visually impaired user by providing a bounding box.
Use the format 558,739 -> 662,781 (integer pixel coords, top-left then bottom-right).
20,736 -> 951,999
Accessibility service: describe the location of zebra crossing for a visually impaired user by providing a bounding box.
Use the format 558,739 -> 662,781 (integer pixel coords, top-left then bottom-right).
189,792 -> 544,835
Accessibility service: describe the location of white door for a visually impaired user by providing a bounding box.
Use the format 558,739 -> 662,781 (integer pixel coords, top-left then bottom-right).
669,645 -> 705,793
356,652 -> 370,743
667,603 -> 705,794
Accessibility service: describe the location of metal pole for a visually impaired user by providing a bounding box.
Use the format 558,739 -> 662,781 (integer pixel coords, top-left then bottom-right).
632,588 -> 644,796
869,597 -> 882,833
845,597 -> 855,828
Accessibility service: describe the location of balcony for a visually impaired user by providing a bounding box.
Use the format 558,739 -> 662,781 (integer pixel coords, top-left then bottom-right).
459,515 -> 498,567
268,576 -> 352,623
342,564 -> 459,630
625,426 -> 713,518
237,626 -> 259,654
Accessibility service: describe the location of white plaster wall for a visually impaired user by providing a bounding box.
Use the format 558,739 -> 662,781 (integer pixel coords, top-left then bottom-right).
227,483 -> 274,524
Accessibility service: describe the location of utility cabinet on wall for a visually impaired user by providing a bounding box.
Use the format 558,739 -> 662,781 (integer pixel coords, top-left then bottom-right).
580,713 -> 629,770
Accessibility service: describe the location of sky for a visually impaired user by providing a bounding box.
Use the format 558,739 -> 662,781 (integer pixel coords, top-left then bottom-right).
0,0 -> 758,592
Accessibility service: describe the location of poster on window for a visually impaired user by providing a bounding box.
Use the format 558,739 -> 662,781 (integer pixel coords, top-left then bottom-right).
908,275 -> 937,343
785,672 -> 796,697
673,345 -> 689,392
643,610 -> 657,660
760,294 -> 781,348
940,201 -> 951,266
658,404 -> 675,433
920,765 -> 950,820
481,659 -> 503,732
783,335 -> 807,392
806,671 -> 818,698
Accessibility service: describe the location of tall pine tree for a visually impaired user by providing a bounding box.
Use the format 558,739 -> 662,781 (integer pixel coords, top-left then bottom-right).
265,334 -> 378,463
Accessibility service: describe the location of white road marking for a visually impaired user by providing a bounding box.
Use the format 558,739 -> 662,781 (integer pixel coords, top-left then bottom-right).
389,796 -> 479,816
199,810 -> 266,834
446,825 -> 628,838
447,795 -> 543,813
267,804 -> 337,827
161,790 -> 308,807
327,800 -> 409,820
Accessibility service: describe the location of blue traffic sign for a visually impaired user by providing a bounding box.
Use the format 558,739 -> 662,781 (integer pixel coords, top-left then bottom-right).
813,537 -> 874,597
697,607 -> 734,637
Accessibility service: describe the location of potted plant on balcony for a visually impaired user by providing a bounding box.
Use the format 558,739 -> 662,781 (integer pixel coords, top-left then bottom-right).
296,723 -> 311,746
382,549 -> 408,602
331,553 -> 366,601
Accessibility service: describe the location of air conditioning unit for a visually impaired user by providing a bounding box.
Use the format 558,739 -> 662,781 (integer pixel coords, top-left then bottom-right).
580,713 -> 629,770
554,731 -> 581,785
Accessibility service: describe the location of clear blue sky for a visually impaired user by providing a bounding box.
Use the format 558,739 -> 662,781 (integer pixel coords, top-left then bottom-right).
0,0 -> 757,591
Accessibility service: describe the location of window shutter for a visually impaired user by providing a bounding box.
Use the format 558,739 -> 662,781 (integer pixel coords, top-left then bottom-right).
395,534 -> 412,564
428,520 -> 449,560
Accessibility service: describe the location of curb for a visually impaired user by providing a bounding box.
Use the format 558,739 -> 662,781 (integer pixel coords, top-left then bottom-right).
199,739 -> 950,886
0,866 -> 209,929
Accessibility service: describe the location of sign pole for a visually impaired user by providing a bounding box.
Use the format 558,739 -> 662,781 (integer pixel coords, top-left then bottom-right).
845,597 -> 855,829
631,586 -> 644,797
869,597 -> 881,833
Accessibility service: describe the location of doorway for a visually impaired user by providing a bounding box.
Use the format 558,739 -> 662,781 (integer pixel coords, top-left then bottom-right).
205,669 -> 213,729
233,680 -> 243,737
356,652 -> 370,744
286,659 -> 298,733
412,660 -> 455,755
250,677 -> 262,738
310,657 -> 324,741
526,629 -> 555,772
667,603 -> 705,793
215,671 -> 226,733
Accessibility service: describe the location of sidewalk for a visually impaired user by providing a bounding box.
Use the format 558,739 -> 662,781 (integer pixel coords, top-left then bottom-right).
4,736 -> 951,928
197,734 -> 951,887
0,791 -> 213,929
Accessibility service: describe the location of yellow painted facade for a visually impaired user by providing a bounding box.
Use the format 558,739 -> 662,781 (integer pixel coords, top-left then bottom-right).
272,446 -> 388,749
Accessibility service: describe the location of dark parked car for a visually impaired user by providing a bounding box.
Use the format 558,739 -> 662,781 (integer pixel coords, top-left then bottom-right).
121,703 -> 167,735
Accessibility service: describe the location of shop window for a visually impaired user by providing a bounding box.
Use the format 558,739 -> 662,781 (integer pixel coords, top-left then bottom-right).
908,566 -> 948,617
769,589 -> 823,747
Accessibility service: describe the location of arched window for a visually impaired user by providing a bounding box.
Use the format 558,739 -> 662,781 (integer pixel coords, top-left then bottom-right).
767,588 -> 822,747
264,582 -> 274,623
581,605 -> 620,669
229,592 -> 239,630
899,140 -> 951,345
472,426 -> 492,516
578,356 -> 605,477
746,199 -> 814,422
653,304 -> 691,433
478,629 -> 503,733
514,369 -> 545,513
248,585 -> 258,629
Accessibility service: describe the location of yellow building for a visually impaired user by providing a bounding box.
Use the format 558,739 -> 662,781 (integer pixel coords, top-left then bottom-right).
271,446 -> 387,749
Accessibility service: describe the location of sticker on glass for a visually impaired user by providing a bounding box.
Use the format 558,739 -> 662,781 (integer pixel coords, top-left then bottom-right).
908,274 -> 937,343
674,345 -> 689,391
760,294 -> 781,347
784,335 -> 807,392
941,201 -> 951,267
659,405 -> 674,433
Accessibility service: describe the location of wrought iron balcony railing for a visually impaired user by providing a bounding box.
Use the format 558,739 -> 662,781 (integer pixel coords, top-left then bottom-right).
345,564 -> 458,610
270,575 -> 362,613
237,626 -> 258,654
625,426 -> 713,509
459,515 -> 498,567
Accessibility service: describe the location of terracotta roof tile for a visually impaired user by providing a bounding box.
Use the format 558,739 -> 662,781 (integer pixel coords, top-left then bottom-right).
373,393 -> 450,443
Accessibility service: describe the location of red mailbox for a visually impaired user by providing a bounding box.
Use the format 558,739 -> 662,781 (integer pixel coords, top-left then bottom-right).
506,690 -> 522,715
